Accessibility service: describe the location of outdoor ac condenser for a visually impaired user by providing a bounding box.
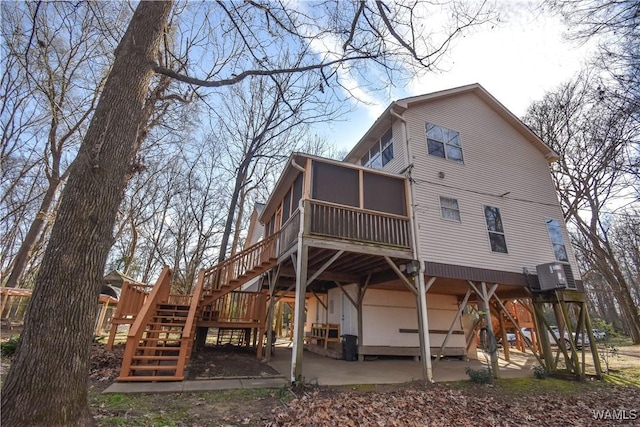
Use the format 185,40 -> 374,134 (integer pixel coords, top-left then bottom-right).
534,262 -> 577,291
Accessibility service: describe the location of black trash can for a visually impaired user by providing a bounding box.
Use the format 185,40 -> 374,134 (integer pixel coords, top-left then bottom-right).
342,334 -> 358,361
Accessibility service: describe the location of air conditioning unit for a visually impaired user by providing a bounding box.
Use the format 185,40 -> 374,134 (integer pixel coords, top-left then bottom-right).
533,262 -> 577,291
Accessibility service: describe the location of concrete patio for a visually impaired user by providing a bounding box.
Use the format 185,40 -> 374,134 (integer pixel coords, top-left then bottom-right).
267,346 -> 539,385
103,345 -> 540,394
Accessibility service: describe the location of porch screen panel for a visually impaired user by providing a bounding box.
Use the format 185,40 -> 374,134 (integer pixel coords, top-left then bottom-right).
292,172 -> 303,212
363,172 -> 406,216
282,189 -> 292,223
311,161 -> 359,207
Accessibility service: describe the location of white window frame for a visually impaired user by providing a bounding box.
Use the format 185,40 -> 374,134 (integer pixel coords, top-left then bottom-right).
483,205 -> 508,254
439,196 -> 461,222
362,128 -> 393,169
426,123 -> 464,163
545,218 -> 569,262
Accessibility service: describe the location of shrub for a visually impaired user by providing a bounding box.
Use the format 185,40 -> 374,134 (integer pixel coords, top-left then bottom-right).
532,365 -> 548,379
465,367 -> 493,384
1,336 -> 20,357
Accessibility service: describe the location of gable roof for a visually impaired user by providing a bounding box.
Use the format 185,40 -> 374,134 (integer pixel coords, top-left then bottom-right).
344,83 -> 559,164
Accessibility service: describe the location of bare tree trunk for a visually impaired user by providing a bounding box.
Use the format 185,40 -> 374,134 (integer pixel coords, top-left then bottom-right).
230,185 -> 247,256
0,2 -> 173,425
5,177 -> 61,288
217,161 -> 248,263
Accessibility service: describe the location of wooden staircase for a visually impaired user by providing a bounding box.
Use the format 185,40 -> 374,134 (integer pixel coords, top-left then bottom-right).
116,232 -> 280,382
118,303 -> 190,380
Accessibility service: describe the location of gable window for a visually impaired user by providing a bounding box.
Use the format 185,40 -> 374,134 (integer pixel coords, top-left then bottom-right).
546,219 -> 569,262
483,205 -> 507,253
362,128 -> 393,169
439,196 -> 461,221
426,123 -> 463,163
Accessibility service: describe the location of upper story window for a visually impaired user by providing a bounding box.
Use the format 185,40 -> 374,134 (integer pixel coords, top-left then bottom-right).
439,196 -> 461,221
426,123 -> 463,163
361,129 -> 393,169
546,219 -> 569,262
483,205 -> 508,253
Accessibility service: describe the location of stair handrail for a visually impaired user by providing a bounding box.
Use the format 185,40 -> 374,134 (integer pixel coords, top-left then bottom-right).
120,266 -> 172,375
202,231 -> 279,293
182,269 -> 204,342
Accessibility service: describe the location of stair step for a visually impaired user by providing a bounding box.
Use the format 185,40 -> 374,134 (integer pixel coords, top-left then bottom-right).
128,366 -> 178,372
155,311 -> 188,317
117,375 -> 184,382
147,321 -> 186,327
158,304 -> 190,309
140,335 -> 184,340
136,345 -> 181,350
132,355 -> 180,361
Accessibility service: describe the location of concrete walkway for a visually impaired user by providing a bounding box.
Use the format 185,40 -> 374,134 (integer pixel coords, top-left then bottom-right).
103,376 -> 288,394
104,347 -> 536,393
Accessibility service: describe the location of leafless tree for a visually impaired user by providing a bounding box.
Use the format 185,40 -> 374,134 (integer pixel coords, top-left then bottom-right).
0,2 -> 127,288
1,1 -> 496,425
525,73 -> 640,343
212,69 -> 344,262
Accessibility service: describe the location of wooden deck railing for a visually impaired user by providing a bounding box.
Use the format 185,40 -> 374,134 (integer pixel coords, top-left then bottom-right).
307,199 -> 412,248
201,232 -> 278,295
178,269 -> 205,368
106,281 -> 155,349
200,291 -> 267,324
278,209 -> 300,256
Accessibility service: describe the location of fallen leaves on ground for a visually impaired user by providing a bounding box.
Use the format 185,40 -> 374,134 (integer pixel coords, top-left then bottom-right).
267,385 -> 639,426
89,343 -> 123,382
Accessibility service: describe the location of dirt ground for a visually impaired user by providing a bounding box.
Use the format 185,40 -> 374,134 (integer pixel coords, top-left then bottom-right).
185,344 -> 282,380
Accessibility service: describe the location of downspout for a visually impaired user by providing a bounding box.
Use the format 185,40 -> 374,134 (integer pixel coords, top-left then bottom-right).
291,158 -> 305,173
390,107 -> 434,382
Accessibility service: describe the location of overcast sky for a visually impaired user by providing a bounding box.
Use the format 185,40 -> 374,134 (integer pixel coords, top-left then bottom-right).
318,2 -> 600,152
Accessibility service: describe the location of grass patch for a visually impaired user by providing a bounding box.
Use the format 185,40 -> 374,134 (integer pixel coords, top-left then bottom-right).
90,388 -> 287,426
603,366 -> 640,387
494,377 -> 591,395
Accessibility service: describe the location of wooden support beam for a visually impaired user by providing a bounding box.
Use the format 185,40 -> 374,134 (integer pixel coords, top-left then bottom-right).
306,250 -> 344,286
384,256 -> 417,295
334,281 -> 357,309
312,292 -> 327,310
491,296 -> 544,367
435,289 -> 471,362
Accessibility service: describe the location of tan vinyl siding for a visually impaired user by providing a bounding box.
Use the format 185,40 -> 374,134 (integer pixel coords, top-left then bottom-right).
403,92 -> 580,279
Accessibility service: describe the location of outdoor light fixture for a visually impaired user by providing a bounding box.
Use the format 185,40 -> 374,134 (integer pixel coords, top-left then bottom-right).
404,260 -> 420,277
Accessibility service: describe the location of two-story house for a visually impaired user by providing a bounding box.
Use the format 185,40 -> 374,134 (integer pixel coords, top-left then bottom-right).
115,84 -> 584,383
253,83 -> 581,382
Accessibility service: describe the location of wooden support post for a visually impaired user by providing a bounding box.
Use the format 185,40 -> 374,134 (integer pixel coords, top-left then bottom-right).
95,300 -> 110,336
416,274 -> 434,382
290,243 -> 308,383
497,303 -> 509,361
532,302 -> 555,372
583,303 -> 603,378
492,296 -> 545,367
558,299 -> 581,375
357,274 -> 371,361
478,282 -> 500,378
265,268 -> 279,362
